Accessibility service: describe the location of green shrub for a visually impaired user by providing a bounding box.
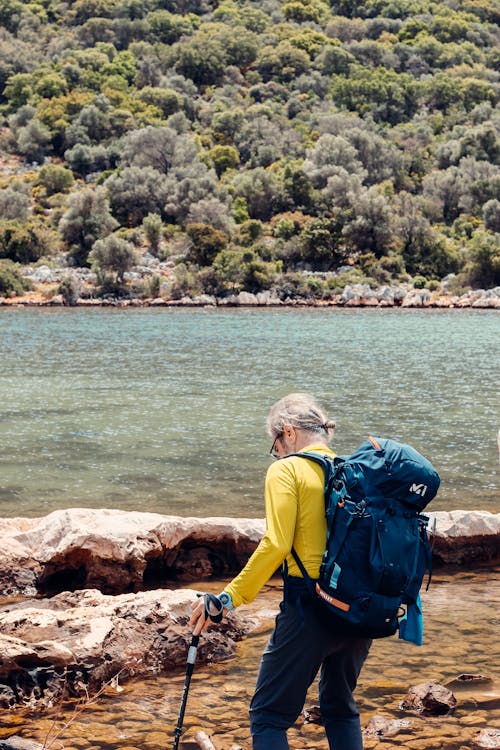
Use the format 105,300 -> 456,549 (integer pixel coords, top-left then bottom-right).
58,276 -> 82,305
413,274 -> 427,288
0,219 -> 55,264
36,164 -> 74,196
0,260 -> 32,296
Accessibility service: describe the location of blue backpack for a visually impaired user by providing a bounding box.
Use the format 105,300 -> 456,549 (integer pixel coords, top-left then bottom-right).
290,436 -> 440,642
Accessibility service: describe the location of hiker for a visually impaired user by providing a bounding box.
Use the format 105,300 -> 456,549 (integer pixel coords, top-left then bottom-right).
190,392 -> 372,750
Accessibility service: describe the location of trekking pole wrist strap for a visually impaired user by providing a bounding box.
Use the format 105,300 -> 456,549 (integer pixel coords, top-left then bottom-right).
197,592 -> 224,623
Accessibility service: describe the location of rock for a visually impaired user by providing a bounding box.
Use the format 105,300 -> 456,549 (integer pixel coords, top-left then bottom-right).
236,291 -> 259,305
0,684 -> 16,708
364,715 -> 413,738
23,265 -> 57,284
0,588 -> 255,708
0,509 -> 497,598
0,738 -> 43,750
474,729 -> 500,749
400,681 -> 457,716
401,289 -> 431,307
428,511 -> 500,565
444,674 -> 500,710
48,294 -> 64,306
193,731 -> 217,749
0,509 -> 264,596
192,294 -> 217,306
303,705 -> 322,723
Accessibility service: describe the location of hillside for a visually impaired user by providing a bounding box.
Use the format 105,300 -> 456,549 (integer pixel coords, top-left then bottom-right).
0,0 -> 499,302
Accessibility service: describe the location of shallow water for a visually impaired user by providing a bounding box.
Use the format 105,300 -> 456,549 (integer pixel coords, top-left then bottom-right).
0,308 -> 499,518
2,567 -> 499,750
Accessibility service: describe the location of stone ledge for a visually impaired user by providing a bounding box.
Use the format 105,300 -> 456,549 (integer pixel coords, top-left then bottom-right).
0,509 -> 498,598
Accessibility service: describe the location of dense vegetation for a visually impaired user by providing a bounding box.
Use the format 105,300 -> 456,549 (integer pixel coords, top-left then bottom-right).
0,0 -> 499,299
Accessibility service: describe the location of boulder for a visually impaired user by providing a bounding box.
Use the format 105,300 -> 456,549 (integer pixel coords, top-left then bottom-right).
0,588 -> 256,708
400,681 -> 457,716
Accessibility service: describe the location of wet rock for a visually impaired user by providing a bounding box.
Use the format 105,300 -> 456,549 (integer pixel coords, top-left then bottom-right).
0,588 -> 255,708
303,705 -> 322,723
445,674 -> 500,711
474,729 -> 500,749
400,681 -> 457,716
0,684 -> 16,707
364,715 -> 413,738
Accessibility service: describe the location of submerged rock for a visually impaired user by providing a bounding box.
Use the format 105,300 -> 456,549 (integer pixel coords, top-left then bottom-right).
364,715 -> 413,738
0,738 -> 43,750
474,728 -> 500,749
400,681 -> 457,716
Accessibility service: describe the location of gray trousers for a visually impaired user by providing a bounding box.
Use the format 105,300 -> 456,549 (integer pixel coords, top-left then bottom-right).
249,577 -> 371,750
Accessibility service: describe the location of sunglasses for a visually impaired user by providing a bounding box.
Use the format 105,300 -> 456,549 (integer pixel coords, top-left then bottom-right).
269,433 -> 282,459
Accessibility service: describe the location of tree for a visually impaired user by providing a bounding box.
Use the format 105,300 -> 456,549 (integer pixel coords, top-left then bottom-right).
89,234 -> 139,286
483,199 -> 500,233
105,166 -> 170,226
342,186 -> 395,257
255,41 -> 310,83
59,186 -> 118,265
0,189 -> 30,220
206,145 -> 240,176
17,119 -> 52,163
186,197 -> 234,234
464,229 -> 500,287
396,193 -> 460,278
174,37 -> 227,86
303,133 -> 365,188
120,125 -> 198,173
135,86 -> 182,117
330,67 -> 419,125
142,212 -> 163,255
232,168 -> 283,221
185,222 -> 226,265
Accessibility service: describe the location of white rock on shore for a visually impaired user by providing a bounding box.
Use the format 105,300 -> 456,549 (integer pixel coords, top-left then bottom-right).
0,508 -> 498,598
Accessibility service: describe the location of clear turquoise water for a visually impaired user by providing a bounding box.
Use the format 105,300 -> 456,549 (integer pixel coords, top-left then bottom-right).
0,307 -> 498,517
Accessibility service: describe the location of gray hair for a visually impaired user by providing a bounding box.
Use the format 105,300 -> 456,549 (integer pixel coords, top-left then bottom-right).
267,392 -> 335,442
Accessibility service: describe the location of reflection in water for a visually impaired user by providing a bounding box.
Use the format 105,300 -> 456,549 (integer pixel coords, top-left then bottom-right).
1,568 -> 498,749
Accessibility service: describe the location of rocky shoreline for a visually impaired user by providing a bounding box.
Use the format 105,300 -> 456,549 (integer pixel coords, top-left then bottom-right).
1,263 -> 500,309
0,508 -> 498,712
1,285 -> 500,309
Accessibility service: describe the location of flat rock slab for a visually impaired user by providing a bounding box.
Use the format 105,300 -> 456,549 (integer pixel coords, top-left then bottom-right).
0,509 -> 498,598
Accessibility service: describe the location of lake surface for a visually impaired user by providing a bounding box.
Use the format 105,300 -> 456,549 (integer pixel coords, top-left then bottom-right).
0,308 -> 498,518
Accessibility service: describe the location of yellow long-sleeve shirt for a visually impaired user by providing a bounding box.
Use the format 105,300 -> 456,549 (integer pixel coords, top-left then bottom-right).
225,444 -> 335,607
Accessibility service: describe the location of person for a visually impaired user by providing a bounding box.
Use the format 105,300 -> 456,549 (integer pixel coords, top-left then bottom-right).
190,392 -> 372,750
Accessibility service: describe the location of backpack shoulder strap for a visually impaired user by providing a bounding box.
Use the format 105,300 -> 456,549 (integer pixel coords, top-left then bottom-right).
287,451 -> 346,591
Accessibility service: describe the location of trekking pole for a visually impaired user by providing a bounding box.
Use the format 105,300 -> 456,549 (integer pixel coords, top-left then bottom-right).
173,634 -> 200,750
